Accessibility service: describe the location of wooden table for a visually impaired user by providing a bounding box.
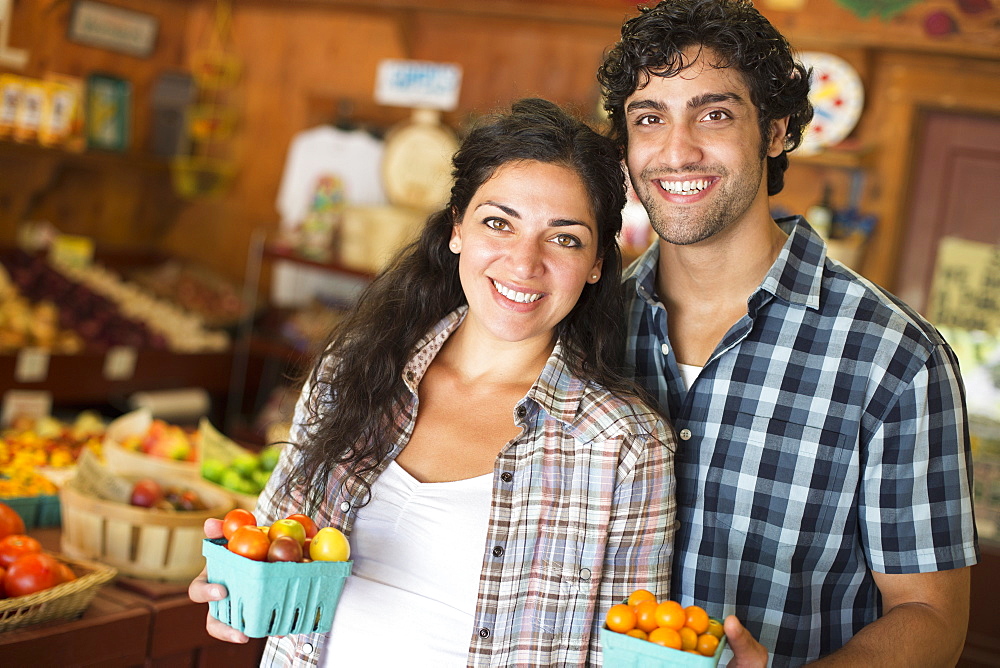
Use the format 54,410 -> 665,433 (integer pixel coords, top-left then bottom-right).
0,528 -> 266,667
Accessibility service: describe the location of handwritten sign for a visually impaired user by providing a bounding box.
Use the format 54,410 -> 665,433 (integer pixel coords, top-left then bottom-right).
928,236 -> 1000,333
374,59 -> 462,111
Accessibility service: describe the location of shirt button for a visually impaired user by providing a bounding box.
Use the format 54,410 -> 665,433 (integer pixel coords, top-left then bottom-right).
660,343 -> 670,355
579,568 -> 591,580
515,406 -> 527,419
679,428 -> 692,440
479,627 -> 491,638
301,642 -> 314,654
340,501 -> 351,512
500,472 -> 513,483
492,546 -> 504,557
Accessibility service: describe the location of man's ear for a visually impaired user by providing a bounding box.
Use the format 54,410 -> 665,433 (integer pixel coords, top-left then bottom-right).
767,117 -> 791,158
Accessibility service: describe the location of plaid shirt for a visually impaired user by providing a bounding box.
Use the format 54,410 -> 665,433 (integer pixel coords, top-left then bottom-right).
257,307 -> 677,667
624,216 -> 978,667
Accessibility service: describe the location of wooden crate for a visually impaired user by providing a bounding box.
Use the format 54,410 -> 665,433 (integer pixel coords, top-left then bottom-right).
59,477 -> 233,581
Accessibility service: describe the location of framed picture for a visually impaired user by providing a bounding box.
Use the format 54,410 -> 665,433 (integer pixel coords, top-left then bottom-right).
68,0 -> 158,58
85,73 -> 130,152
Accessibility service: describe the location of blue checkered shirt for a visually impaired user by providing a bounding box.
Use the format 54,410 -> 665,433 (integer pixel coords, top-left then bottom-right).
624,216 -> 978,667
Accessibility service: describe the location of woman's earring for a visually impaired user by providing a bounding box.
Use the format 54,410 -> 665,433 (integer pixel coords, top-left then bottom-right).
591,274 -> 599,281
450,241 -> 459,252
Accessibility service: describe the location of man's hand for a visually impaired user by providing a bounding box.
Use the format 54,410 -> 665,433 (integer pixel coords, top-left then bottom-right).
724,615 -> 769,668
187,518 -> 249,644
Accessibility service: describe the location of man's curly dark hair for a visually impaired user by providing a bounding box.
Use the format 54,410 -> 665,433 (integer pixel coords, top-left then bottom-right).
597,0 -> 813,195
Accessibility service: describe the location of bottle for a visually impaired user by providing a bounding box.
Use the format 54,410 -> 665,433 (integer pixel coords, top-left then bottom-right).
806,183 -> 834,240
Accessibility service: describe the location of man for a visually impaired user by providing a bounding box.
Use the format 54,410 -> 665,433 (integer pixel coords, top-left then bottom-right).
598,1 -> 979,666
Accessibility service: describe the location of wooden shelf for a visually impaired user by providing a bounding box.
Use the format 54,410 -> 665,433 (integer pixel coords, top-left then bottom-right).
263,243 -> 374,279
0,349 -> 234,404
790,142 -> 874,170
0,138 -> 171,173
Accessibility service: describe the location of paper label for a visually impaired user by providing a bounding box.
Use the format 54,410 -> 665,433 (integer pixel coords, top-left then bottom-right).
374,59 -> 462,111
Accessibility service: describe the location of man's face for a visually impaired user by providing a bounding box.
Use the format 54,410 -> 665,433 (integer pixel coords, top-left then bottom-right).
623,49 -> 786,246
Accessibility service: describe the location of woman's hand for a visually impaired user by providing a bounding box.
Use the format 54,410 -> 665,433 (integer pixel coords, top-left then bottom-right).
187,518 -> 249,644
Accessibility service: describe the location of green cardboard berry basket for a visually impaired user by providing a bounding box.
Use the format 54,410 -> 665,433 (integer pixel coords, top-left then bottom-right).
1,494 -> 61,528
203,538 -> 352,638
601,625 -> 727,667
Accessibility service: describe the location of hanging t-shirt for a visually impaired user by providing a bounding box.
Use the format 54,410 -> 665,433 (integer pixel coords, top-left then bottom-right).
272,126 -> 386,306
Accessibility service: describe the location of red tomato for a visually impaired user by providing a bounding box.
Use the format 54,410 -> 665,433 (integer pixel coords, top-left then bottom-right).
0,564 -> 6,598
222,508 -> 257,540
0,502 -> 25,541
285,513 -> 318,538
0,534 -> 42,568
4,553 -> 63,597
56,561 -> 76,584
227,525 -> 270,561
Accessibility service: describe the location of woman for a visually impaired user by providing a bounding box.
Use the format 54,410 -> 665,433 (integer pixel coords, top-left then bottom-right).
190,98 -> 676,667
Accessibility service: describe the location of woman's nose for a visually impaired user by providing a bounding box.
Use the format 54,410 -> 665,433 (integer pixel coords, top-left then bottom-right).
508,238 -> 544,278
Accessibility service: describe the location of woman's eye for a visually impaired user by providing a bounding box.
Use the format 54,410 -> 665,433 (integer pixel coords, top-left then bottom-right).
552,234 -> 581,248
484,217 -> 510,231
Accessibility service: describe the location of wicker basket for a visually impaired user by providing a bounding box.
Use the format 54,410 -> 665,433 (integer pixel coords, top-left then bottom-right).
59,475 -> 234,581
0,552 -> 118,632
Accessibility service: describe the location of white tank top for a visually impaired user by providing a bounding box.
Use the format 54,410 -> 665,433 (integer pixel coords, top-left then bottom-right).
677,362 -> 702,391
319,461 -> 493,667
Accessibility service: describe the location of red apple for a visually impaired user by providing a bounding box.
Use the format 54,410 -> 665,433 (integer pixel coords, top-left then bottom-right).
130,478 -> 164,508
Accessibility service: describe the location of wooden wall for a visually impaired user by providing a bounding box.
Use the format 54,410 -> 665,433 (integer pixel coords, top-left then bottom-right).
2,0 -> 999,296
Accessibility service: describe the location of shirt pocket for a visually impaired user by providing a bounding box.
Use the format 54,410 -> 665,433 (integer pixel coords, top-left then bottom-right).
708,410 -> 856,555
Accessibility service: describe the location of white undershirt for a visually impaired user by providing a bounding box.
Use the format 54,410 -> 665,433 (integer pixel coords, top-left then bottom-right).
677,362 -> 702,391
319,461 -> 493,667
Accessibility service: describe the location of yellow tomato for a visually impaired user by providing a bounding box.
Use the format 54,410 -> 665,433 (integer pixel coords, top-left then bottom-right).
309,527 -> 350,561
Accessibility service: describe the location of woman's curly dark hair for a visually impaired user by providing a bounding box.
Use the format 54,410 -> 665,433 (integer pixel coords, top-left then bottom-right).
597,0 -> 813,195
277,98 -> 635,511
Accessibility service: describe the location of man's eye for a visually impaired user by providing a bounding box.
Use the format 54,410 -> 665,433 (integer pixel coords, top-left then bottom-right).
635,114 -> 661,126
702,110 -> 731,122
553,234 -> 581,248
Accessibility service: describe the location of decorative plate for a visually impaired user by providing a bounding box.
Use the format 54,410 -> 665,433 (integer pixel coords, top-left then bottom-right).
798,51 -> 865,155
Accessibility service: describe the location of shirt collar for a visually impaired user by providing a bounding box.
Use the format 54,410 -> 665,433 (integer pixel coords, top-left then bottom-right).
622,215 -> 826,311
402,306 -> 587,427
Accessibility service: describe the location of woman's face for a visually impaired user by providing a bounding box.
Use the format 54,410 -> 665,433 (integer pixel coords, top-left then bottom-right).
450,159 -> 603,348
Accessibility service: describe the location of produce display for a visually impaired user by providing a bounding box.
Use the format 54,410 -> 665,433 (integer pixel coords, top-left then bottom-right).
129,260 -> 251,329
0,249 -> 229,353
0,502 -> 76,599
128,477 -> 209,511
200,442 -> 280,496
0,412 -> 104,500
602,590 -> 727,665
117,418 -> 199,463
0,264 -> 84,353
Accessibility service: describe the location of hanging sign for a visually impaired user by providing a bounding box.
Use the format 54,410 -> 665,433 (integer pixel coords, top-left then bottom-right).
374,59 -> 462,111
68,0 -> 159,58
928,236 -> 1000,333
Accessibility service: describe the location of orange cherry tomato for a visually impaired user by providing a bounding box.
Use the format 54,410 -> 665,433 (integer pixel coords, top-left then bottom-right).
222,508 -> 257,540
285,513 -> 318,538
227,525 -> 270,561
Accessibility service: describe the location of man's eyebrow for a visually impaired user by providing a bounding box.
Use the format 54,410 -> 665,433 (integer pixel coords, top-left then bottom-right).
625,98 -> 666,114
687,92 -> 746,109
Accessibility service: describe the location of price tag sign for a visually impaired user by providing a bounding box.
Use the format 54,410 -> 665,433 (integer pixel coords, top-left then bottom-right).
104,345 -> 137,380
15,347 -> 49,383
1,389 -> 51,427
374,59 -> 462,111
